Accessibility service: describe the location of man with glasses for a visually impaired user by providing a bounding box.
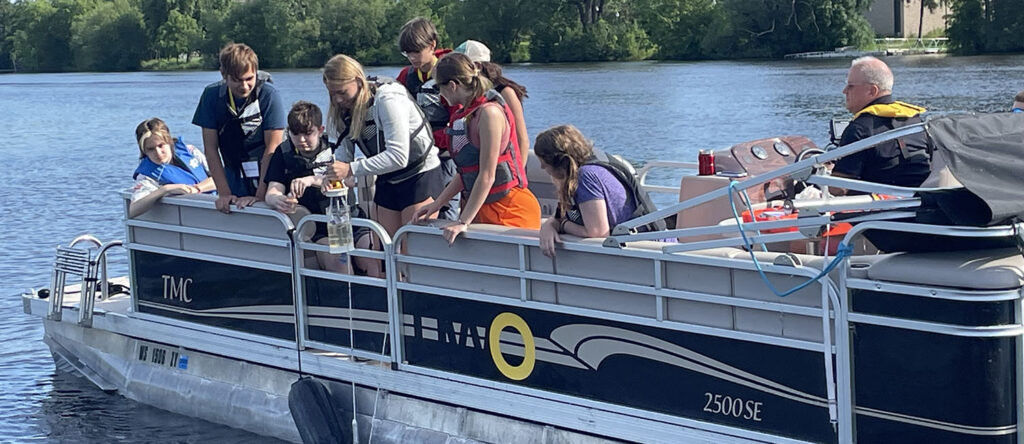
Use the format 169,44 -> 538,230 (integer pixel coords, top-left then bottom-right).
832,56 -> 931,193
1012,91 -> 1024,113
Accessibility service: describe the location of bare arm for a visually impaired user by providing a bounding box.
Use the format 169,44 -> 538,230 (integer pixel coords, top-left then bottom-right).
201,127 -> 237,213
129,184 -> 195,219
195,177 -> 215,193
563,199 -> 610,238
413,174 -> 465,222
255,129 -> 285,200
264,181 -> 297,214
501,88 -> 529,164
202,128 -> 230,195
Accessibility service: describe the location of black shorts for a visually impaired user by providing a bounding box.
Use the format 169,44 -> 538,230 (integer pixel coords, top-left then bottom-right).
373,167 -> 444,212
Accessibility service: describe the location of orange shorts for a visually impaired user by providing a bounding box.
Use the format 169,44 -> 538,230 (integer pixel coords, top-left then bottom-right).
473,187 -> 541,229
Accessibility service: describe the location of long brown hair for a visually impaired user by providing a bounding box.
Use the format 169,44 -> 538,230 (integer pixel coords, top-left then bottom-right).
478,62 -> 527,99
435,53 -> 492,101
534,125 -> 594,214
322,54 -> 372,140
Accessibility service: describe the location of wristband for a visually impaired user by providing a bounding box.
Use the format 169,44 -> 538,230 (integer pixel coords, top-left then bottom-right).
558,218 -> 568,233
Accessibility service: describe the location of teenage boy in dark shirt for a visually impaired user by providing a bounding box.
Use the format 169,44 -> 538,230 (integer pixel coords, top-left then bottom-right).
192,43 -> 287,213
264,101 -> 373,275
396,17 -> 459,220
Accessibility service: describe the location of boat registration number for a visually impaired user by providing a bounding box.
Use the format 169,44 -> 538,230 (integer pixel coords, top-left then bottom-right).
703,392 -> 763,422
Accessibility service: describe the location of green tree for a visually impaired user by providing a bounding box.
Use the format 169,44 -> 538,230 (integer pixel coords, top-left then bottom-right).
194,0 -> 232,61
0,0 -> 16,70
11,0 -> 96,72
320,0 -> 389,65
947,0 -> 1023,54
139,0 -> 170,44
444,0 -> 554,62
220,0 -> 301,68
531,0 -> 656,62
701,0 -> 873,58
70,0 -> 147,71
633,0 -> 717,59
154,9 -> 202,60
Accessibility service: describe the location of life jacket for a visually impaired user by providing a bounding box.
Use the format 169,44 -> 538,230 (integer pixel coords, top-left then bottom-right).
398,49 -> 453,150
446,90 -> 527,203
852,100 -> 931,185
563,152 -> 667,233
340,78 -> 432,184
218,70 -> 274,167
279,134 -> 334,178
133,137 -> 209,186
853,100 -> 926,120
278,134 -> 335,210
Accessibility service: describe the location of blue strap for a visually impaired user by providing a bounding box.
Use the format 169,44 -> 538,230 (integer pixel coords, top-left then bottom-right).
727,181 -> 852,297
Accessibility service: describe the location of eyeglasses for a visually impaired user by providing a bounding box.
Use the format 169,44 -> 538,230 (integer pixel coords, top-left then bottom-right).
1012,107 -> 1024,113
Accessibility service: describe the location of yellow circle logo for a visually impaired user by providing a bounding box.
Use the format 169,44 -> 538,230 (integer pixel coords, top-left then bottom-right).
488,312 -> 536,381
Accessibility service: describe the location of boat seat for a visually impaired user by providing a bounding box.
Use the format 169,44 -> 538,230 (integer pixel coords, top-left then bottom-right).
403,224 -> 896,343
864,247 -> 1024,290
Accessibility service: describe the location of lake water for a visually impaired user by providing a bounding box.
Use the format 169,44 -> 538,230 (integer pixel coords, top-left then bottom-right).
2,54 -> 1022,442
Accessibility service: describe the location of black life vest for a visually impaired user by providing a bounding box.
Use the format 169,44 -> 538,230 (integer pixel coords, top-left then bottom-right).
278,134 -> 335,211
844,100 -> 932,187
565,152 -> 667,233
398,49 -> 452,132
218,70 -> 274,166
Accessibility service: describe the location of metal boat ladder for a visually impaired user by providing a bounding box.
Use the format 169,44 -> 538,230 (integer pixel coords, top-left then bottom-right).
46,235 -> 123,327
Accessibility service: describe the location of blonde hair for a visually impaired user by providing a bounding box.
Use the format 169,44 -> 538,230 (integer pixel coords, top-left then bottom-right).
135,118 -> 173,159
435,52 -> 492,101
323,54 -> 373,140
534,125 -> 594,215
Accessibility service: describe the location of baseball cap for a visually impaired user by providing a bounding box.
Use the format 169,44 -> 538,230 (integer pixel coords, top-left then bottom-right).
454,40 -> 491,63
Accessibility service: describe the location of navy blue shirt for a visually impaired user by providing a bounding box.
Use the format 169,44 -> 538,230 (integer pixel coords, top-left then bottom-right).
191,78 -> 287,166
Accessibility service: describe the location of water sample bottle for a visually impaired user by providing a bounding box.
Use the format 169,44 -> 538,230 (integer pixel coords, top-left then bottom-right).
326,188 -> 354,254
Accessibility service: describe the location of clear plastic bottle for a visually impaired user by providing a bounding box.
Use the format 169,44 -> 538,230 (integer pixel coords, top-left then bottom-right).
326,190 -> 354,254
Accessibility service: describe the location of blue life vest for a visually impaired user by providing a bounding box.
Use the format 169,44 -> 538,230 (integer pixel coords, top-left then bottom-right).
133,137 -> 209,186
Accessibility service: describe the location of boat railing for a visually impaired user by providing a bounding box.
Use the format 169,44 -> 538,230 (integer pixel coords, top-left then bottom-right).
637,160 -> 698,197
391,222 -> 845,431
47,235 -> 123,326
123,192 -> 299,344
109,194 -> 850,436
833,220 -> 1024,443
292,214 -> 395,362
76,240 -> 124,327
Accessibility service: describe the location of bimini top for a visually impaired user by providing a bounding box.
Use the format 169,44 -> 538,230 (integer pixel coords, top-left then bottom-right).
924,113 -> 1024,226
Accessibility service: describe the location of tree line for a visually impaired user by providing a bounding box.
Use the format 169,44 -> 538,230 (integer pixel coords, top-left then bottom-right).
0,0 -> 1018,73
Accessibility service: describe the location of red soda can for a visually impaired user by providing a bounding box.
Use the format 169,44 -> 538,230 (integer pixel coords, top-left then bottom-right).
698,150 -> 716,175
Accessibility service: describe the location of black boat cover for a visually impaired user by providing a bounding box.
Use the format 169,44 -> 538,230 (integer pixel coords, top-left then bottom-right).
922,113 -> 1024,226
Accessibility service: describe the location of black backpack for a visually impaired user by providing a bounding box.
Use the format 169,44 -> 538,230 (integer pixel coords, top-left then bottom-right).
586,151 -> 667,233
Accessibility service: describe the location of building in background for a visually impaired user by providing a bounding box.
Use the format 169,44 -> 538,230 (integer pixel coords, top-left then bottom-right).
865,0 -> 950,38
